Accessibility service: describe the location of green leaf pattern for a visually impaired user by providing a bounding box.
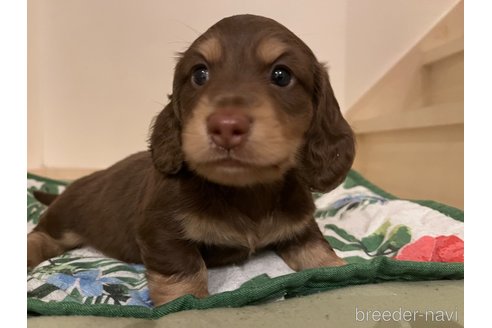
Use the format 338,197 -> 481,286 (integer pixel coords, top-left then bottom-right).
27,178 -> 66,225
324,220 -> 411,262
27,172 -> 413,307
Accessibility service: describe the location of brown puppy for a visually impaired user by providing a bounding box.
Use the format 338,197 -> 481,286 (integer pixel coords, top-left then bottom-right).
27,15 -> 355,306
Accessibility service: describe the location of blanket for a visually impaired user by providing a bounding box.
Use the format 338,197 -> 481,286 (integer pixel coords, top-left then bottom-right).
27,170 -> 463,318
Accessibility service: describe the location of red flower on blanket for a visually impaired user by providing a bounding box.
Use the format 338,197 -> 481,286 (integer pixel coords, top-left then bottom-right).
395,235 -> 463,262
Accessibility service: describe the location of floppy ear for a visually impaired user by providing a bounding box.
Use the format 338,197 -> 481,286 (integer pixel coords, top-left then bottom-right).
299,64 -> 355,192
148,99 -> 184,175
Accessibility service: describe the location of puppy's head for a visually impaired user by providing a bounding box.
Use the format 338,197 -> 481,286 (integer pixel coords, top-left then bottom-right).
150,15 -> 354,191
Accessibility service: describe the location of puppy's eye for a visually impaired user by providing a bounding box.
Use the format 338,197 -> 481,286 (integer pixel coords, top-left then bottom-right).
271,66 -> 292,87
191,65 -> 209,86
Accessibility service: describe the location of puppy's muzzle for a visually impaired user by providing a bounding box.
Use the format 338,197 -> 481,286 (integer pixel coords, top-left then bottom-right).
207,108 -> 251,150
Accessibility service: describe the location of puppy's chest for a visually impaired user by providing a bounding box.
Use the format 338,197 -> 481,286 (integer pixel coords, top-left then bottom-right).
179,210 -> 310,252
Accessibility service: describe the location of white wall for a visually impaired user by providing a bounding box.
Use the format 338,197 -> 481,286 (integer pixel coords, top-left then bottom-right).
28,0 -> 459,170
345,0 -> 460,108
28,0 -> 346,169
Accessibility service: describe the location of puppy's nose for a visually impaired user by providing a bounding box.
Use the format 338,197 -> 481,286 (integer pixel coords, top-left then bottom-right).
207,112 -> 251,150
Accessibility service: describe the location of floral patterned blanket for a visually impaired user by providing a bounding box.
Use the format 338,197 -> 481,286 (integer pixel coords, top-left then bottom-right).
27,170 -> 464,318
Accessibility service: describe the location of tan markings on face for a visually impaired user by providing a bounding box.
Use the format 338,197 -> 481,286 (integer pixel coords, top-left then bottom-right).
178,212 -> 311,253
256,37 -> 288,64
197,37 -> 222,63
146,267 -> 209,306
279,239 -> 347,271
181,96 -> 305,186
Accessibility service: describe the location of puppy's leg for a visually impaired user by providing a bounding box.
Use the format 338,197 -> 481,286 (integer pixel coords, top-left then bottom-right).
27,229 -> 83,269
276,220 -> 346,271
138,233 -> 209,306
201,245 -> 251,267
146,267 -> 208,307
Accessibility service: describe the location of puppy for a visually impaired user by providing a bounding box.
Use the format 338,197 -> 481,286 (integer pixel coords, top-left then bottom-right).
27,14 -> 355,306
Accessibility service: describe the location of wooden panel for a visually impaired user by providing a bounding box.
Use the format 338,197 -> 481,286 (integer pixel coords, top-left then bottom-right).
345,46 -> 425,122
351,102 -> 463,134
353,124 -> 463,209
423,51 -> 464,105
419,1 -> 464,54
347,1 -> 463,209
421,36 -> 463,66
346,1 -> 464,122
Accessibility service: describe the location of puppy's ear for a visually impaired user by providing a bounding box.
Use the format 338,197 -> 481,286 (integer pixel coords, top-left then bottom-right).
149,100 -> 184,175
299,64 -> 355,192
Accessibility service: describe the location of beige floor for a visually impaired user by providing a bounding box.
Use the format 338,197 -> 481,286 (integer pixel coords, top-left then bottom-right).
28,280 -> 463,328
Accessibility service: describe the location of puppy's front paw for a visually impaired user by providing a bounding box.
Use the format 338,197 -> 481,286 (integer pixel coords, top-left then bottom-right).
319,256 -> 347,267
278,238 -> 347,271
147,269 -> 209,307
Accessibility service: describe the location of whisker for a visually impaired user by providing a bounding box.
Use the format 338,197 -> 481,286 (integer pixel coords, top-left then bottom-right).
151,99 -> 166,107
167,41 -> 192,45
172,19 -> 202,36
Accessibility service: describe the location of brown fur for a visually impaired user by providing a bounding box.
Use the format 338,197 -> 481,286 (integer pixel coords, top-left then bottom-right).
182,95 -> 302,186
28,14 -> 355,307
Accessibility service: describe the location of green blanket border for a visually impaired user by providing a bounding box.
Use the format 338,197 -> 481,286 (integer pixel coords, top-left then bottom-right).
27,170 -> 464,318
346,170 -> 463,222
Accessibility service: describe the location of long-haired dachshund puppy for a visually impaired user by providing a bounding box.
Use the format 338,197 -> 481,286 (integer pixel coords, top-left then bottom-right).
28,14 -> 355,306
